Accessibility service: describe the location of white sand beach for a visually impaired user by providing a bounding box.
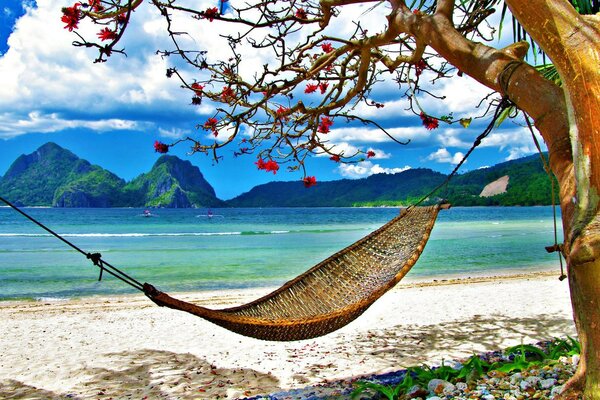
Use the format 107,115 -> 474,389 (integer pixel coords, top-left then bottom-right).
0,271 -> 576,399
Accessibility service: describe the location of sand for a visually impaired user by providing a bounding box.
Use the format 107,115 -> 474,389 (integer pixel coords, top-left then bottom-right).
0,271 -> 576,399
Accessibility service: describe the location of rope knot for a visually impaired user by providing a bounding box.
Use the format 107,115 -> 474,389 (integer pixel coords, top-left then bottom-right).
86,252 -> 102,266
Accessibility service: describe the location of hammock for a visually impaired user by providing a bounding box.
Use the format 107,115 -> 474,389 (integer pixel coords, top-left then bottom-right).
143,204 -> 449,341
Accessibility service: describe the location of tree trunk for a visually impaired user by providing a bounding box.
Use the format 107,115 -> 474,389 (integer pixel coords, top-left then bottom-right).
506,2 -> 600,398
393,0 -> 600,397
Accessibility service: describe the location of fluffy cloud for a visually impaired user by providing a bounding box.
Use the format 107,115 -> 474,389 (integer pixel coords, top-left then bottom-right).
0,111 -> 140,138
0,0 -> 283,139
337,161 -> 411,179
426,148 -> 465,165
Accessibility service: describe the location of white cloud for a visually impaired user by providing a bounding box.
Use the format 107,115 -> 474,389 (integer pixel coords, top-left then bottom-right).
0,111 -> 140,138
158,127 -> 191,139
426,148 -> 464,165
337,161 -> 411,179
325,126 -> 432,145
367,148 -> 391,159
0,0 -> 265,138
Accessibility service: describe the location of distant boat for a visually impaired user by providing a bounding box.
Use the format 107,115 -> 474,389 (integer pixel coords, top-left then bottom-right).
196,209 -> 224,219
139,209 -> 157,217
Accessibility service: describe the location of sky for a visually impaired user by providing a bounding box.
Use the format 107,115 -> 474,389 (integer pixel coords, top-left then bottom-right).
0,0 -> 545,200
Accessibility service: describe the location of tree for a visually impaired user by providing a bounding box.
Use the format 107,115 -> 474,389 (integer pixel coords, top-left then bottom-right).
62,0 -> 600,397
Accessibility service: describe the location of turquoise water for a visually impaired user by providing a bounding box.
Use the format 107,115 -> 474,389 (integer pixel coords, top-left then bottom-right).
0,206 -> 563,301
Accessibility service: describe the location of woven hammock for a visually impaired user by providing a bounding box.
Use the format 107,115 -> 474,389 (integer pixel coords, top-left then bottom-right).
143,204 -> 448,341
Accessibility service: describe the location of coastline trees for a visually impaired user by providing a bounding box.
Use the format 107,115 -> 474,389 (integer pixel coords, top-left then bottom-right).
63,1 -> 600,398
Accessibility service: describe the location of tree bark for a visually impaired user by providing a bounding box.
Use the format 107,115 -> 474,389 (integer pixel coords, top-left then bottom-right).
505,2 -> 600,398
392,1 -> 600,397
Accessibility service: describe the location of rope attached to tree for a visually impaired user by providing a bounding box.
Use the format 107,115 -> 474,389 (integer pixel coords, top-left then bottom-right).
523,115 -> 567,281
410,96 -> 514,209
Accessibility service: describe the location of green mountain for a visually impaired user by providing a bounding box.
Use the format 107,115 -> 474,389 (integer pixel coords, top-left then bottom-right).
227,154 -> 556,207
442,154 -> 556,206
0,142 -> 555,207
227,168 -> 447,207
0,143 -> 222,208
0,142 -> 125,207
124,155 -> 225,208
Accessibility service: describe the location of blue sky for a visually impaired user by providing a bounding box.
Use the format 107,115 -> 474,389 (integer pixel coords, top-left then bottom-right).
0,0 -> 544,200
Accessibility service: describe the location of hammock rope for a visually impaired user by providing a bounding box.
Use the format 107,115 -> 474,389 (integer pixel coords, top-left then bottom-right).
0,196 -> 145,292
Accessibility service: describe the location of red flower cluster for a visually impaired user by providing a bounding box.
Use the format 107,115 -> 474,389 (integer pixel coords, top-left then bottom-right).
61,3 -> 81,31
276,105 -> 290,121
220,86 -> 235,102
303,176 -> 317,188
202,7 -> 219,22
203,117 -> 218,136
330,154 -> 340,162
419,112 -> 439,130
305,83 -> 318,94
318,82 -> 328,94
367,150 -> 376,158
116,13 -> 127,25
154,141 -> 169,154
97,28 -> 117,41
255,158 -> 280,174
321,42 -> 334,53
191,82 -> 204,96
88,0 -> 104,12
415,59 -> 427,77
318,116 -> 334,133
295,8 -> 307,19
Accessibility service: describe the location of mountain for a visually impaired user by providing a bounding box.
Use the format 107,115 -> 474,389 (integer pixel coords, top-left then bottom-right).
0,142 -> 555,207
0,143 -> 222,208
227,168 -> 447,207
227,154 -> 555,207
124,155 -> 224,208
0,142 -> 125,207
442,154 -> 556,206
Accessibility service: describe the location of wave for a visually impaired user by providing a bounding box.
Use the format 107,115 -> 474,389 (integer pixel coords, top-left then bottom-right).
0,230 -> 294,238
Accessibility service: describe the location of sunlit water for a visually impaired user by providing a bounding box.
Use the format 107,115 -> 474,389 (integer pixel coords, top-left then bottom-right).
0,206 -> 563,301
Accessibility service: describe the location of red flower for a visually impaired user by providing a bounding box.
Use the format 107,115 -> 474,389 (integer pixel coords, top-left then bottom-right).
295,8 -> 307,19
330,154 -> 340,163
318,116 -> 334,133
419,112 -> 439,130
203,117 -> 218,132
255,158 -> 280,174
61,3 -> 81,31
318,82 -> 329,94
220,86 -> 235,102
191,82 -> 204,96
154,141 -> 169,154
305,83 -> 318,94
116,13 -> 127,25
303,176 -> 317,188
202,7 -> 219,22
88,0 -> 104,12
276,105 -> 290,121
367,150 -> 376,158
415,59 -> 427,77
321,42 -> 334,53
97,28 -> 117,41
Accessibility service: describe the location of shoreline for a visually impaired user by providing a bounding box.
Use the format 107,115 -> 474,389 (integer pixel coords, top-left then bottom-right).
1,270 -> 575,399
0,265 -> 560,305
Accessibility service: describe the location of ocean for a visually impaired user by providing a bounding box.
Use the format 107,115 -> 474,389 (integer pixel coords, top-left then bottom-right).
0,206 -> 563,301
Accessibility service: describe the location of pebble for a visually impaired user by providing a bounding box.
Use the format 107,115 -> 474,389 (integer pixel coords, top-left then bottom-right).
242,340 -> 579,400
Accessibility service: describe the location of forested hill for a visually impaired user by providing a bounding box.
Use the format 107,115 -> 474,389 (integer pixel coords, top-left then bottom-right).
227,154 -> 556,207
0,142 -> 554,207
0,143 -> 224,208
